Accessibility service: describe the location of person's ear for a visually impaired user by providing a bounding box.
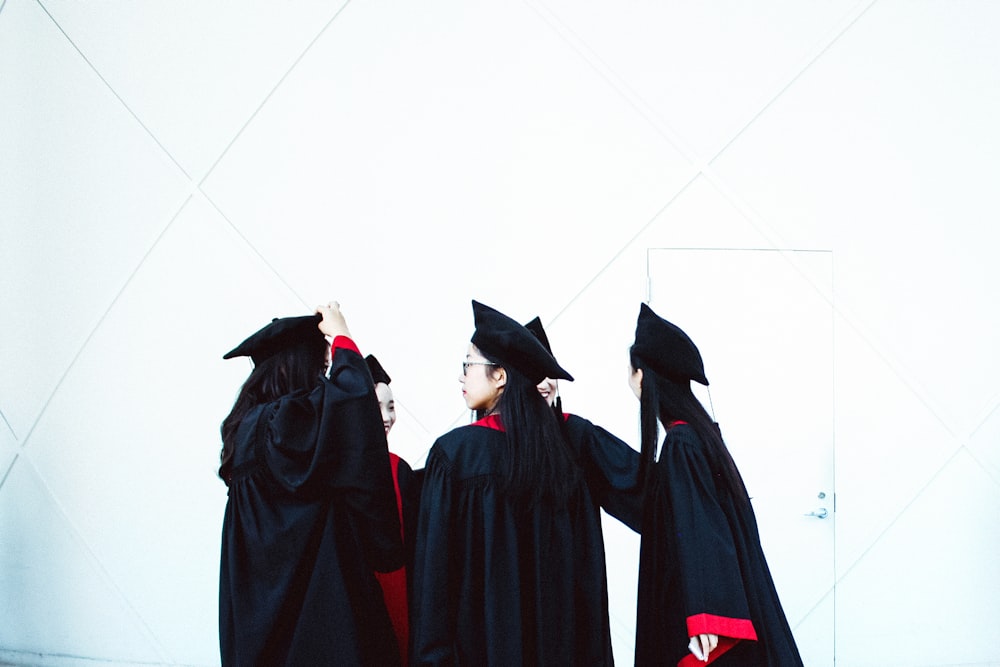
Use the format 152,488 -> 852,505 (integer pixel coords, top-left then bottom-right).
494,367 -> 507,389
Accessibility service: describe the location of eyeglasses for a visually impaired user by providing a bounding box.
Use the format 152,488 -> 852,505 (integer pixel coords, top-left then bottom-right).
462,361 -> 498,376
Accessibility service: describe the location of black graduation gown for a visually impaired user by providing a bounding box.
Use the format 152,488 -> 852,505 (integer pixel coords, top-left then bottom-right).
410,413 -> 641,667
219,337 -> 404,667
634,423 -> 802,667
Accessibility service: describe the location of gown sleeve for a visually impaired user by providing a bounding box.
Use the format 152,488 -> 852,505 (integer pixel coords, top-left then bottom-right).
568,415 -> 644,532
410,446 -> 457,667
262,335 -> 403,572
658,428 -> 757,665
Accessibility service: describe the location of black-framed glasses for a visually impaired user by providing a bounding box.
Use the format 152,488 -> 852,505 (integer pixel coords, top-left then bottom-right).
462,361 -> 498,376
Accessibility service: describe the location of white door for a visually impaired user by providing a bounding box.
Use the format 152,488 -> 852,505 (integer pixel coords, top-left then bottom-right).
648,248 -> 834,666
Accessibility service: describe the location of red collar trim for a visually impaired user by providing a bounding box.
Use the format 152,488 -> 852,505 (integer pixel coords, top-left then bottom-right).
472,412 -> 571,432
472,414 -> 504,431
667,420 -> 689,429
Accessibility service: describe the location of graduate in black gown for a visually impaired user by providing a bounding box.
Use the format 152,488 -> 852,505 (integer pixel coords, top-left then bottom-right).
365,354 -> 421,667
628,303 -> 802,666
410,301 -> 640,666
219,302 -> 404,666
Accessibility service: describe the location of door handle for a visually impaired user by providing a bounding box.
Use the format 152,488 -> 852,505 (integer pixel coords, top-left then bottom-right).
804,508 -> 828,519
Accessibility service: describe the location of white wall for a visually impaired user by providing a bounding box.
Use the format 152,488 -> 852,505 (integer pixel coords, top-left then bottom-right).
2,1 -> 999,665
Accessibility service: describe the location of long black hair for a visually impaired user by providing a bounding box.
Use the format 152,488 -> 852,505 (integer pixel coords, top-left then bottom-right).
478,349 -> 580,508
630,346 -> 749,507
219,338 -> 328,481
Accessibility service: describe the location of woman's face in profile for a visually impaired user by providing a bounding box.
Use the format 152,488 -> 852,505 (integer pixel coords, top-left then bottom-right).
460,344 -> 504,412
628,365 -> 643,400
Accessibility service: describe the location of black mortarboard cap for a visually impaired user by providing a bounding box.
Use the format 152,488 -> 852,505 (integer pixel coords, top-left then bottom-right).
524,316 -> 552,355
365,354 -> 391,385
632,303 -> 709,385
223,313 -> 324,364
470,301 -> 573,384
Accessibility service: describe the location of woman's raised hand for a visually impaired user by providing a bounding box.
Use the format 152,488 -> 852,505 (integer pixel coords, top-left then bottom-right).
316,301 -> 351,339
